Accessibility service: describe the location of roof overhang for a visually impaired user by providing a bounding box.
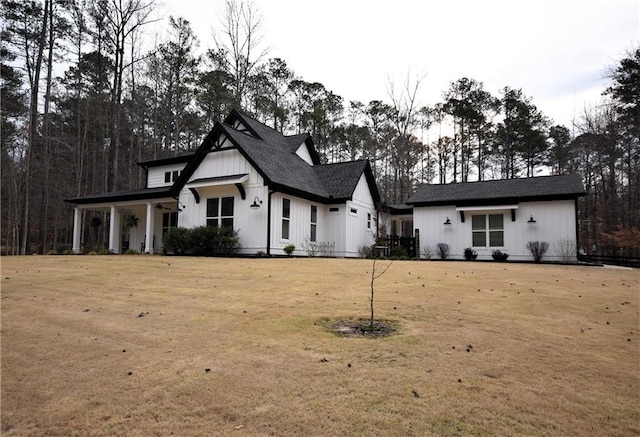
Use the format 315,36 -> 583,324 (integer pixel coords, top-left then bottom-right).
185,174 -> 250,202
186,174 -> 249,188
455,204 -> 518,211
65,187 -> 174,205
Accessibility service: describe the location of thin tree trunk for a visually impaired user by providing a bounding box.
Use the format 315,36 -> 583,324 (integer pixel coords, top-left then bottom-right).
22,0 -> 49,255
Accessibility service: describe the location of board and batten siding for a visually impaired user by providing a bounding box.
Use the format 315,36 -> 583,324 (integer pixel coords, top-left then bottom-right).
177,147 -> 268,255
147,164 -> 187,188
413,199 -> 578,261
269,174 -> 376,258
344,174 -> 376,257
269,193 -> 320,256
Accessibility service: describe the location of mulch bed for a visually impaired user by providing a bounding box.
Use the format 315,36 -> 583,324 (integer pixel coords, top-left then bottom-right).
330,319 -> 396,338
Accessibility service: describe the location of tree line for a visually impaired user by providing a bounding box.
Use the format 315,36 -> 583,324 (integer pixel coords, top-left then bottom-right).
1,0 -> 638,257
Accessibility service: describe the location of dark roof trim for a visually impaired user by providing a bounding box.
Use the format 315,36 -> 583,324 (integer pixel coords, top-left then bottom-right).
223,109 -> 262,139
303,136 -> 322,165
65,187 -> 173,205
385,204 -> 413,214
270,182 -> 351,205
410,193 -> 584,208
137,154 -> 194,168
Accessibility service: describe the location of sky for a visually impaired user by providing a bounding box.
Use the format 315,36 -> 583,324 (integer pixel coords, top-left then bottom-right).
156,0 -> 639,130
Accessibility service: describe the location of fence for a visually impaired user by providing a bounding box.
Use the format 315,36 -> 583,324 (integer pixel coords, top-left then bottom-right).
578,254 -> 640,268
379,236 -> 417,258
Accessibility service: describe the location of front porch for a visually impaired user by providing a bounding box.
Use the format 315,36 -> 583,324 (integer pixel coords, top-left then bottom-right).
72,198 -> 179,254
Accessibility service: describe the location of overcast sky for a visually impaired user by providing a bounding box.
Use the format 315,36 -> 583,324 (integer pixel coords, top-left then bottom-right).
157,0 -> 639,130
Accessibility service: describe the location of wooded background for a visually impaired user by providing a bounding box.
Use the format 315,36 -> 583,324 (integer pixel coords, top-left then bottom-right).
1,0 -> 638,257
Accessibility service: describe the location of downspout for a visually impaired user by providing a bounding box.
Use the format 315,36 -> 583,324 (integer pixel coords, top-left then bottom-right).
266,189 -> 275,256
575,197 -> 580,261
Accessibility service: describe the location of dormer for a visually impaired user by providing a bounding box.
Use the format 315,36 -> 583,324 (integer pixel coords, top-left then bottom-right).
295,141 -> 314,165
138,155 -> 193,188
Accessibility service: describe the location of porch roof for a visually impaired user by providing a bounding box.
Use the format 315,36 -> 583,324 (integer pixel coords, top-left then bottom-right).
65,187 -> 173,205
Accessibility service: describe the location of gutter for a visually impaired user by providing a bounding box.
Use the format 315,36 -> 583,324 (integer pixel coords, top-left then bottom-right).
266,189 -> 275,256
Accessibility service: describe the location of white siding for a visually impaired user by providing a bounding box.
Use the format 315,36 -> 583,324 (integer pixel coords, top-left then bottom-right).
176,147 -> 268,255
189,148 -> 264,187
147,164 -> 187,188
343,174 -> 376,256
270,194 -> 318,256
413,199 -> 578,261
295,142 -> 314,165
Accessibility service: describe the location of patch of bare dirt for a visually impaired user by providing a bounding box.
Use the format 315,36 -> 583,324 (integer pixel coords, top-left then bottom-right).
330,319 -> 396,338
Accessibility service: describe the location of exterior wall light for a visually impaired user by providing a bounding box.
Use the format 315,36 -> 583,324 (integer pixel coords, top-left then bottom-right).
527,215 -> 536,223
250,196 -> 262,210
443,217 -> 451,225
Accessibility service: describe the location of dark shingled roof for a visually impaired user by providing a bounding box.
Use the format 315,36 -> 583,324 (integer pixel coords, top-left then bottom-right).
207,111 -> 379,204
137,153 -> 194,168
66,110 -> 380,205
406,174 -> 585,206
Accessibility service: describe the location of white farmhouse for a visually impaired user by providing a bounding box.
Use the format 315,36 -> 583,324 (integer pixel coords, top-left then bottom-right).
405,175 -> 586,261
66,110 -> 380,257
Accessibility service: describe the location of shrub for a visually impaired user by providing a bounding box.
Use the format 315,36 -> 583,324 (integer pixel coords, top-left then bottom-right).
283,244 -> 296,256
527,241 -> 549,262
189,226 -> 219,256
422,245 -> 435,260
358,244 -> 373,259
218,227 -> 241,256
390,246 -> 408,258
163,226 -> 241,256
302,236 -> 319,257
123,249 -> 139,255
163,227 -> 191,255
554,238 -> 576,263
64,249 -> 76,255
492,250 -> 509,261
436,243 -> 450,260
463,247 -> 478,260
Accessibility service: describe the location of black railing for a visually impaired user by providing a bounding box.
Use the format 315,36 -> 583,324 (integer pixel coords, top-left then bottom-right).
380,236 -> 417,258
578,254 -> 640,268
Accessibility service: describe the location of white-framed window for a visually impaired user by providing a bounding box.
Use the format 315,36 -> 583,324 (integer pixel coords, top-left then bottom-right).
206,197 -> 234,229
282,198 -> 291,240
349,207 -> 358,215
472,214 -> 504,247
310,205 -> 317,242
367,212 -> 372,229
164,170 -> 180,183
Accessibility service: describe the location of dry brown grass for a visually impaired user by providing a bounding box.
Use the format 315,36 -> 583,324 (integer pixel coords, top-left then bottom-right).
1,256 -> 638,436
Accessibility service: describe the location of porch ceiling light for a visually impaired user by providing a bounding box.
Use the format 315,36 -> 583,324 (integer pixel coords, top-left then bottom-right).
250,196 -> 262,210
527,215 -> 536,223
443,217 -> 451,225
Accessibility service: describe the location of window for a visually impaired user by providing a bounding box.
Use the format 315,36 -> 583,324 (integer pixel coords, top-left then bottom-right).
282,198 -> 291,240
310,205 -> 317,242
329,207 -> 339,212
472,214 -> 504,247
162,212 -> 178,236
206,197 -> 234,229
164,170 -> 181,183
367,213 -> 372,229
350,207 -> 358,215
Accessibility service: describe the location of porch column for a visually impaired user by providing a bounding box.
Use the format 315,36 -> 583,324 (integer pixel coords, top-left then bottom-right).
72,207 -> 82,253
108,206 -> 121,254
145,202 -> 154,254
